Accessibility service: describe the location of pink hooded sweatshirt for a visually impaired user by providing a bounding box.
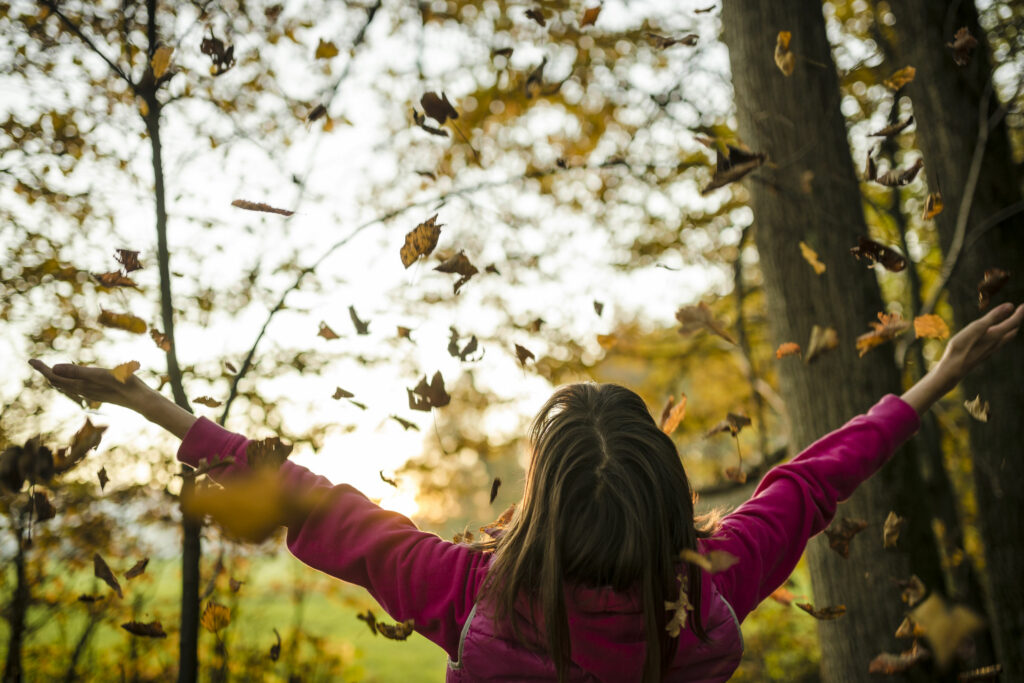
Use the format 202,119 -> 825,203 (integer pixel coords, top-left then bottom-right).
178,394 -> 919,682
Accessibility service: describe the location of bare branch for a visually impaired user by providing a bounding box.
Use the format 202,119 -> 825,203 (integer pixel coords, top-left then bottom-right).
40,0 -> 135,89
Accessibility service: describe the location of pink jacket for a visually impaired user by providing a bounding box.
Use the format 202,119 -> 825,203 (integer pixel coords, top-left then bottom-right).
178,394 -> 919,682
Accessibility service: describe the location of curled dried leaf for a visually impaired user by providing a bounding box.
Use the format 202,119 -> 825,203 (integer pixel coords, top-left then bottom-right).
379,470 -> 398,487
856,312 -> 910,357
922,192 -> 944,220
389,415 -> 419,431
231,199 -> 294,216
659,395 -> 688,436
150,329 -> 171,351
434,251 -> 479,294
246,436 -> 293,471
868,642 -> 929,674
349,305 -> 370,335
315,39 -> 339,60
883,511 -> 906,549
963,395 -> 989,423
99,309 -> 147,334
332,387 -> 355,400
93,271 -> 138,288
122,621 -> 167,638
94,553 -> 123,598
357,609 -> 378,636
824,517 -> 868,558
796,602 -> 846,620
580,5 -> 601,28
702,144 -> 765,195
869,115 -> 914,138
850,236 -> 907,272
193,396 -> 222,408
883,65 -> 916,90
400,215 -> 443,268
977,268 -> 1010,310
947,27 -> 977,66
125,558 -> 149,579
875,158 -> 924,187
489,477 -> 502,503
910,593 -> 984,669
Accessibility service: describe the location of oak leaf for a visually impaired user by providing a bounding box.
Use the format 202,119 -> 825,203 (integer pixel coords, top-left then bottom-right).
55,419 -> 107,474
115,249 -> 142,272
150,329 -> 171,351
400,214 -> 443,268
665,573 -> 693,637
913,314 -> 950,340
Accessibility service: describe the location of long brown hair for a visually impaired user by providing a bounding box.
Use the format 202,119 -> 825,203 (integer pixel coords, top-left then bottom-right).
479,383 -> 717,682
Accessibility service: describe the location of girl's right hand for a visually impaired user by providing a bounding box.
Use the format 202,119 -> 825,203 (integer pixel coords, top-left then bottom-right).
933,302 -> 1023,392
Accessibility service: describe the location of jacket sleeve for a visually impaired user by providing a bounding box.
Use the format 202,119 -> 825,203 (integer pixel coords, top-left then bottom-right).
700,394 -> 920,622
177,417 -> 489,658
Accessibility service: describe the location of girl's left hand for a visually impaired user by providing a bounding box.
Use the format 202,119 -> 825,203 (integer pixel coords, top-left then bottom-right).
28,360 -> 149,409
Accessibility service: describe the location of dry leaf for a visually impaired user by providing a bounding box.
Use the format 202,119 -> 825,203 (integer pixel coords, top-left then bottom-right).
230,577 -> 243,592
94,553 -> 123,598
397,326 -> 413,340
121,621 -> 167,638
805,325 -> 839,364
796,602 -> 846,620
54,419 -> 108,473
201,601 -> 231,633
706,413 -> 751,437
675,302 -> 736,345
659,395 -> 688,436
910,593 -> 985,669
875,158 -> 924,186
645,32 -> 699,49
774,31 -> 795,76
580,5 -> 601,28
434,251 -> 479,294
824,517 -> 868,558
379,470 -> 398,487
856,312 -> 910,357
200,32 -> 235,75
193,396 -> 222,408
850,236 -> 907,272
413,109 -> 448,136
98,309 -> 147,334
357,609 -> 378,636
799,241 -> 826,275
895,615 -> 926,639
868,642 -> 929,674
270,628 -> 282,660
377,619 -> 416,640
246,436 -> 293,471
914,314 -> 950,340
884,65 -> 917,90
98,466 -> 109,491
723,466 -> 747,484
332,387 -> 355,400
947,27 -> 977,66
317,321 -> 340,340
883,511 -> 906,549
865,146 -> 878,181
593,300 -> 604,316
390,415 -> 419,431
32,491 -> 55,522
525,57 -> 547,98
702,144 -> 765,195
125,558 -> 149,579
349,305 -> 370,334
514,344 -> 535,367
900,575 -> 927,606
869,115 -> 914,138
775,342 -> 801,359
922,192 -> 944,220
407,371 -> 451,411
489,477 -> 502,504
93,271 -> 138,288
596,334 -> 618,349
665,573 -> 693,637
150,328 -> 171,351
231,199 -> 294,216
181,469 -> 305,542
977,268 -> 1010,310
115,249 -> 142,272
420,92 -> 458,124
679,548 -> 738,573
963,395 -> 989,423
111,360 -> 140,383
151,45 -> 174,78
524,7 -> 546,26
769,586 -> 795,606
315,39 -> 339,60
400,215 -> 443,268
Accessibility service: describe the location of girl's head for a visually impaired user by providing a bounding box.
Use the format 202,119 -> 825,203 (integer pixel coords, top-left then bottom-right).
483,382 -> 713,682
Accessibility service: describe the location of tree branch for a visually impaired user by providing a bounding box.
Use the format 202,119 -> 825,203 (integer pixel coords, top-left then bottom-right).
40,0 -> 135,89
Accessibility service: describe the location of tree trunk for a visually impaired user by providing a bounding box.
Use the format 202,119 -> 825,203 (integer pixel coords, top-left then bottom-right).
719,3 -> 942,680
887,1 -> 1024,676
2,528 -> 28,683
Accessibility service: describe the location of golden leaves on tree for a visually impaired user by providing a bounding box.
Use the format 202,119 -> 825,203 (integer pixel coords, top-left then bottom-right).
774,31 -> 795,76
400,214 -> 442,268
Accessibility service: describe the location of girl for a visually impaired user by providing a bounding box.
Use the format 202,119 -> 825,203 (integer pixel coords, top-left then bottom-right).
30,302 -> 1022,682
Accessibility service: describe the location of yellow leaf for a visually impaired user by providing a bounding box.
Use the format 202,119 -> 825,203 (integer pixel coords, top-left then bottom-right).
150,45 -> 174,79
805,325 -> 839,364
884,66 -> 916,90
913,314 -> 950,340
315,39 -> 339,60
856,312 -> 909,356
799,241 -> 826,275
775,342 -> 801,359
963,395 -> 989,422
111,361 -> 140,383
98,309 -> 147,334
774,31 -> 795,76
659,395 -> 687,435
596,334 -> 618,349
909,594 -> 984,670
200,601 -> 231,633
922,192 -> 943,220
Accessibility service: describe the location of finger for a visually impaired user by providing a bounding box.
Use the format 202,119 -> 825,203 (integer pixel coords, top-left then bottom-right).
28,359 -> 56,381
52,363 -> 92,379
987,303 -> 1024,337
993,327 -> 1019,352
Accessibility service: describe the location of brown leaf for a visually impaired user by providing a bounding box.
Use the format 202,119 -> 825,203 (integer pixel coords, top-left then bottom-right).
593,300 -> 604,316
420,91 -> 458,124
94,553 -> 123,598
913,314 -> 950,340
400,214 -> 443,268
804,325 -> 839,364
775,342 -> 801,359
115,248 -> 142,272
315,39 -> 339,60
246,436 -> 293,471
489,477 -> 502,504
868,642 -> 929,674
332,387 -> 355,400
514,344 -> 535,367
799,241 -> 826,275
796,602 -> 846,620
645,32 -> 699,49
665,573 -> 693,637
524,7 -> 546,26
706,413 -> 751,438
390,415 -> 419,431
675,301 -> 736,345
270,628 -> 282,660
98,466 -> 109,492
900,575 -> 927,607
922,191 -> 944,220
33,491 -> 56,522
397,326 -> 413,340
93,271 -> 138,288
580,5 -> 601,28
769,586 -> 795,606
193,396 -> 222,408
434,251 -> 479,294
883,65 -> 916,90
348,399 -> 366,411
407,371 -> 451,411
229,577 -> 243,592
121,621 -> 167,638
201,601 -> 231,633
349,305 -> 370,334
947,27 -> 977,66
895,615 -> 926,639
525,57 -> 547,98
824,517 -> 868,558
723,466 -> 747,484
317,321 -> 340,340
413,109 -> 449,136
200,32 -> 235,75
869,115 -> 914,138
306,103 -> 328,124
149,328 -> 171,351
55,419 -> 108,473
850,236 -> 907,272
125,558 -> 149,579
875,158 -> 924,187
679,548 -> 738,574
98,309 -> 147,334
883,511 -> 906,549
356,609 -> 378,636
659,395 -> 688,435
379,470 -> 398,487
231,199 -> 294,216
377,618 -> 416,640
977,268 -> 1010,310
963,395 -> 989,423
111,360 -> 140,383
856,312 -> 910,357
911,593 -> 984,669
774,30 -> 795,76
702,144 -> 765,195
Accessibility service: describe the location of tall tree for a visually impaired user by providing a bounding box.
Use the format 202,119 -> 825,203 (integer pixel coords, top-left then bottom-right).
719,2 -> 941,679
885,1 -> 1024,676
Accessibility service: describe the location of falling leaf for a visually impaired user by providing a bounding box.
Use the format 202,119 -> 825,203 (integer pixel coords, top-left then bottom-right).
389,415 -> 419,431
706,413 -> 752,438
694,5 -> 716,13
526,318 -> 545,333
914,314 -> 950,340
270,628 -> 282,660
524,7 -> 546,26
596,334 -> 618,349
377,619 -> 416,640
246,436 -> 293,471
580,5 -> 601,27
94,553 -> 123,598
895,615 -> 926,639
315,39 -> 339,59
200,32 -> 234,75
922,192 -> 944,220
799,241 -> 826,275
525,57 -> 547,98
356,609 -> 378,636
593,300 -> 604,316
679,548 -> 738,573
115,249 -> 142,272
850,236 -> 907,272
348,399 -> 367,410
645,32 -> 699,49
397,326 -> 413,340
884,65 -> 917,90
875,158 -> 924,187
111,360 -> 140,383
306,103 -> 328,124
420,92 -> 458,124
947,27 -> 977,66
675,302 -> 736,345
201,601 -> 231,633
348,305 -> 370,335
963,395 -> 989,423
78,594 -> 104,603
229,577 -> 243,592
659,395 -> 688,435
55,419 -> 108,473
32,491 -> 55,522
98,466 -> 109,491
800,170 -> 815,194
491,47 -> 514,59
489,477 -> 501,504
665,573 -> 693,637
977,268 -> 1010,310
332,387 -> 355,400
702,144 -> 765,195
434,251 -> 479,294
775,342 -> 801,359
400,214 -> 443,268
93,271 -> 138,288
868,642 -> 930,674
122,621 -> 167,638
774,31 -> 795,76
99,309 -> 147,334
869,115 -> 914,138
151,45 -> 174,78
181,469 -> 297,542
824,517 -> 868,558
231,199 -> 294,216
805,325 -> 839,364
796,603 -> 846,620
224,361 -> 237,374
125,558 -> 149,579
856,312 -> 910,357
514,344 -> 535,367
723,466 -> 747,483
318,321 -> 340,340
407,371 -> 451,411
769,586 -> 795,606
413,109 -> 449,136
150,329 -> 171,351
193,396 -> 222,408
883,511 -> 906,549
900,575 -> 927,606
910,593 -> 985,669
